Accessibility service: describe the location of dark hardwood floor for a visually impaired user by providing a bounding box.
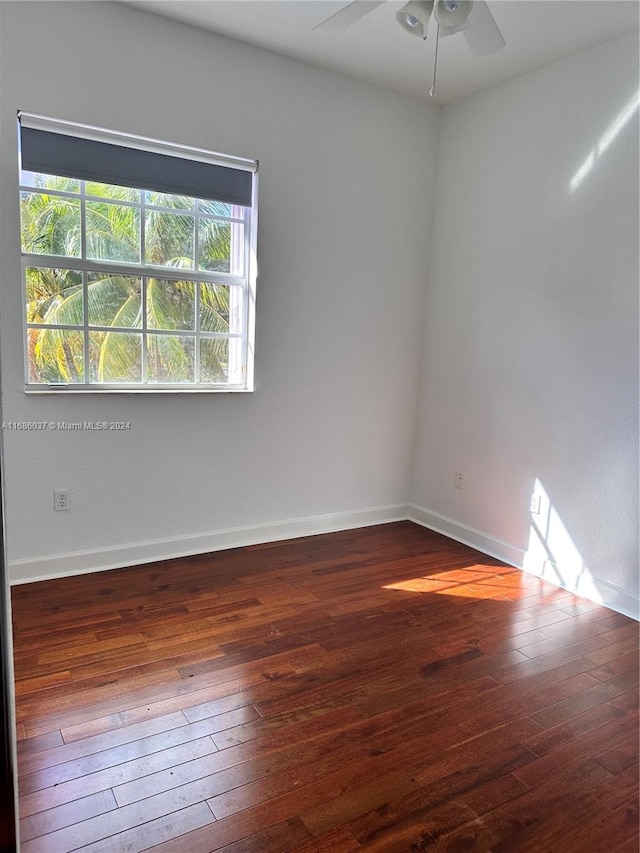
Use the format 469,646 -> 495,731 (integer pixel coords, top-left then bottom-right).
10,521 -> 639,852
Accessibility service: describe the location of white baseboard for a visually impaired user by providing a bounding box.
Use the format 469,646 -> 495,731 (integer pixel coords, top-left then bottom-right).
408,504 -> 528,568
8,503 -> 409,586
408,503 -> 639,621
10,501 -> 639,622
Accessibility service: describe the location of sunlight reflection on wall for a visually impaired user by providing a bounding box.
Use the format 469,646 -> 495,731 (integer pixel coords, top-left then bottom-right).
570,90 -> 640,192
523,477 -> 602,603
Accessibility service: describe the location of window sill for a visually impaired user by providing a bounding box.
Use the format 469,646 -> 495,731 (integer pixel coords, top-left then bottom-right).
25,386 -> 254,395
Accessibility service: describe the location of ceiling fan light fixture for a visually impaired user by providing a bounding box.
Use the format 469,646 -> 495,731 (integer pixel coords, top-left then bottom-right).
395,1 -> 434,38
434,0 -> 473,30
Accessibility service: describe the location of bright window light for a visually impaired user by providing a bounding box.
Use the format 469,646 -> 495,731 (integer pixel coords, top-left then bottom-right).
570,91 -> 639,192
18,113 -> 258,392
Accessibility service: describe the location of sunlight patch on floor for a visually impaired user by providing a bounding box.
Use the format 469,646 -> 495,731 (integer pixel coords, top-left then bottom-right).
383,564 -> 525,601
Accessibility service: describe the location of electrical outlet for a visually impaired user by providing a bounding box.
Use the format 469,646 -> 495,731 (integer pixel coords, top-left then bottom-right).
54,489 -> 70,511
530,494 -> 541,514
454,472 -> 464,490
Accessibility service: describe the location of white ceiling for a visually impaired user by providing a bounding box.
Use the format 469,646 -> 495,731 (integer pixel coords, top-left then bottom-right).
125,1 -> 639,104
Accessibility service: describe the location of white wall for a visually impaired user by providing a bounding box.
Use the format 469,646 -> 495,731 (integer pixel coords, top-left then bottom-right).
1,4 -> 637,620
411,30 -> 639,617
0,1 -> 439,580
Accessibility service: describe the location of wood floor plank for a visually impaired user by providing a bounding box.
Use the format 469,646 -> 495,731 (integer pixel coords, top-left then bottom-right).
23,668 -> 267,740
562,599 -> 609,615
496,641 -> 617,685
143,795 -> 324,853
21,784 -> 217,853
599,622 -> 640,646
523,688 -> 638,757
567,761 -> 639,824
427,758 -> 612,851
34,632 -> 147,666
536,614 -> 610,638
299,769 -> 419,837
513,708 -> 639,789
612,833 -> 640,852
18,710 -> 190,777
597,613 -> 637,632
594,738 -> 639,774
16,729 -> 64,757
529,670 -> 638,728
514,629 -> 610,659
11,522 -> 639,853
350,771 -> 529,851
559,801 -> 639,853
112,705 -> 365,808
14,670 -> 73,697
68,802 -> 216,853
19,790 -> 117,843
205,734 -> 420,822
288,827 -> 362,852
583,635 -> 639,666
19,734 -> 220,815
212,816 -> 313,853
18,663 -> 185,726
588,649 -> 640,682
60,690 -> 254,743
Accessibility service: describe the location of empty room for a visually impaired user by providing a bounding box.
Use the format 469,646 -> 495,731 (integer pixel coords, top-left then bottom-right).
0,0 -> 638,850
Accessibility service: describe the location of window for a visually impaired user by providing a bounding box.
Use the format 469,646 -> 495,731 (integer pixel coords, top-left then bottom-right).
18,113 -> 258,391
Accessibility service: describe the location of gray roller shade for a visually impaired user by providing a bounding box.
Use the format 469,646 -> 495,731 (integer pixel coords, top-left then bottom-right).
21,127 -> 253,207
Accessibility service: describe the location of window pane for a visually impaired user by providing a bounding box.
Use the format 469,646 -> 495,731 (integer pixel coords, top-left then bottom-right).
228,286 -> 244,335
89,331 -> 142,383
88,273 -> 141,328
146,334 -> 195,383
147,279 -> 195,331
27,328 -> 84,384
198,219 -> 234,273
199,337 -> 229,384
21,191 -> 81,257
200,285 -> 243,335
145,191 -> 193,210
200,283 -> 231,333
227,337 -> 245,385
85,182 -> 140,202
20,171 -> 80,193
198,199 -> 232,217
26,267 -> 83,325
86,201 -> 140,263
145,212 -> 194,268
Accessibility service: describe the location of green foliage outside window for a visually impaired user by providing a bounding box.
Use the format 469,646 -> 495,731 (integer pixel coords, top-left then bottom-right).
22,175 -> 242,386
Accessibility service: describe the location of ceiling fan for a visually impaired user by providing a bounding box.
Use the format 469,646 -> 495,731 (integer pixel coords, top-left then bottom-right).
315,1 -> 505,56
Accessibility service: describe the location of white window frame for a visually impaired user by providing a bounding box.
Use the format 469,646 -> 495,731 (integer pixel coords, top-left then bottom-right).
19,114 -> 258,393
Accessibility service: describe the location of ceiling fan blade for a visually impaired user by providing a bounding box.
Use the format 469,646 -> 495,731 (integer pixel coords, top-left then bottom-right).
463,0 -> 505,54
313,1 -> 385,32
439,20 -> 471,38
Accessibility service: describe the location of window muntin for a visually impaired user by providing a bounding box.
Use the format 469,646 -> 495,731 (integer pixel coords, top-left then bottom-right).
19,115 -> 257,392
